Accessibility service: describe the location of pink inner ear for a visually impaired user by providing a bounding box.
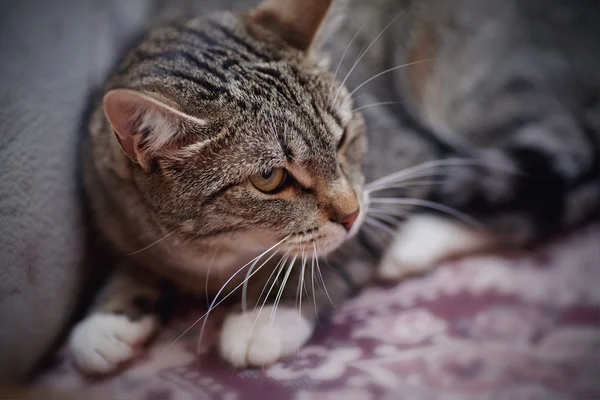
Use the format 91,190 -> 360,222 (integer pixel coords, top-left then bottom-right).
103,90 -> 149,163
102,88 -> 207,167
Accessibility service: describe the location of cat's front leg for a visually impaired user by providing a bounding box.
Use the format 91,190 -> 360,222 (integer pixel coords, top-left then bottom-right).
377,214 -> 496,281
219,303 -> 314,368
68,266 -> 169,375
219,252 -> 372,367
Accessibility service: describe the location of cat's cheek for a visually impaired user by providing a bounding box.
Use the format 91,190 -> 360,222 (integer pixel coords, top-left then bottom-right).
219,306 -> 314,368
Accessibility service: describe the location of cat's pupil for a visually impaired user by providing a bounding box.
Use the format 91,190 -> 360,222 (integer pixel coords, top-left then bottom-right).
261,170 -> 273,180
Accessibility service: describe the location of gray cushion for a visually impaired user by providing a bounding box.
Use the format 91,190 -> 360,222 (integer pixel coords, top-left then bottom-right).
0,0 -> 157,380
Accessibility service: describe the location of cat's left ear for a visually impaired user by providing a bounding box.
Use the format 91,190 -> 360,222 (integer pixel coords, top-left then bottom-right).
103,89 -> 206,169
249,0 -> 345,53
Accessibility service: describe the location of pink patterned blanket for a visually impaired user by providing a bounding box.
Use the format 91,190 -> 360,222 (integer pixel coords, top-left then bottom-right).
37,224 -> 600,399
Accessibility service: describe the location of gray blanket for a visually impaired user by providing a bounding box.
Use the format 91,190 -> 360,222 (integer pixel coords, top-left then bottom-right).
0,0 -> 259,382
0,0 -> 158,380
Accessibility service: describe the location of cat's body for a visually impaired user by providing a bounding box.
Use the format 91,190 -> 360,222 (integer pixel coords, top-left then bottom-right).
333,0 -> 600,277
69,0 -> 600,374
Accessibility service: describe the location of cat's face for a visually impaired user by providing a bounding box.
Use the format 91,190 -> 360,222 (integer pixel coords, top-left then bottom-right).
103,0 -> 367,257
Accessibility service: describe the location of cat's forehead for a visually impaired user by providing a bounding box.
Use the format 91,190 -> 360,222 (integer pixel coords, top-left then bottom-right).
124,13 -> 353,132
233,106 -> 341,169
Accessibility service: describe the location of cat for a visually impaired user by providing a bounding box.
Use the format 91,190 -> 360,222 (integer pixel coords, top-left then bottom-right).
68,0 -> 600,375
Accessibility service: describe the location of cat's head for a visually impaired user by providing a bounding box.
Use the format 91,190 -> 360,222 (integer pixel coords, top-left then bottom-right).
103,0 -> 366,257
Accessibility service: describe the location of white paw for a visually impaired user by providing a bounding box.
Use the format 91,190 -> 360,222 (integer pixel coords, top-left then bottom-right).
219,305 -> 313,368
378,214 -> 492,280
68,313 -> 157,374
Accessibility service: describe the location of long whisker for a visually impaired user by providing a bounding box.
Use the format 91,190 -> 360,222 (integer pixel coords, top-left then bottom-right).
270,255 -> 297,330
364,217 -> 397,236
366,157 -> 521,192
360,222 -> 389,249
159,236 -> 289,357
370,197 -> 482,227
250,251 -> 291,339
328,17 -> 372,102
254,250 -> 291,313
348,60 -> 431,99
204,245 -> 222,306
198,238 -> 291,348
368,205 -> 412,219
311,244 -> 320,325
366,158 -> 474,191
244,250 -> 293,350
314,242 -> 335,307
352,101 -> 399,113
298,246 -> 307,328
241,249 -> 280,312
331,3 -> 417,107
127,231 -> 175,256
374,179 -> 445,189
368,211 -> 405,227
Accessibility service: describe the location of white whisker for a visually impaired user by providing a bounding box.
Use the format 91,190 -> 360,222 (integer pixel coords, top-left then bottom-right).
298,246 -> 307,331
315,242 -> 335,307
205,245 -> 222,306
331,3 -> 417,107
241,249 -> 280,312
328,17 -> 371,102
159,235 -> 289,357
254,250 -> 290,313
270,255 -> 297,330
127,231 -> 175,256
364,217 -> 397,236
349,60 -> 431,100
245,251 -> 293,350
352,101 -> 399,113
368,205 -> 412,219
366,157 -> 521,192
360,223 -> 389,249
311,244 -> 320,325
366,158 -> 473,191
370,197 -> 482,227
368,211 -> 404,226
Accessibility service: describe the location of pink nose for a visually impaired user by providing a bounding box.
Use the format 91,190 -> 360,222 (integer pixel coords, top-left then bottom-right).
332,208 -> 360,232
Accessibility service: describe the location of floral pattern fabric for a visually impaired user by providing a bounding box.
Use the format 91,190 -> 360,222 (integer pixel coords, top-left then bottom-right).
38,224 -> 600,399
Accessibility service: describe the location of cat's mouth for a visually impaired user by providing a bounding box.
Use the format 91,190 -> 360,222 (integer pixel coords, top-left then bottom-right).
284,228 -> 344,256
287,229 -> 325,246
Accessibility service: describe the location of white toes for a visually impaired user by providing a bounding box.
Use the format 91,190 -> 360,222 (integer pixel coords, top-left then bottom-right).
68,313 -> 157,374
219,306 -> 313,368
377,215 -> 492,281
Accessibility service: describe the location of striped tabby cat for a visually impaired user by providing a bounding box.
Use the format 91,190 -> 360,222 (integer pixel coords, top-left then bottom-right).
69,0 -> 600,374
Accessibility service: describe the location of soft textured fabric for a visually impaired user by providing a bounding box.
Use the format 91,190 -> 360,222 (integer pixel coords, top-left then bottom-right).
0,0 -> 157,379
36,223 -> 600,399
0,0 -> 258,381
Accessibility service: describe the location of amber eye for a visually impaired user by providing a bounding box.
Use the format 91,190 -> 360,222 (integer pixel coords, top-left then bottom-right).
250,168 -> 287,193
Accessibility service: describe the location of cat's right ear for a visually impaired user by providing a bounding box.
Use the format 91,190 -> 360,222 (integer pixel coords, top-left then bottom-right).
249,0 -> 345,53
103,89 -> 206,169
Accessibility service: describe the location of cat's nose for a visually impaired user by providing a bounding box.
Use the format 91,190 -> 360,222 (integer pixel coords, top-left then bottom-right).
331,208 -> 360,232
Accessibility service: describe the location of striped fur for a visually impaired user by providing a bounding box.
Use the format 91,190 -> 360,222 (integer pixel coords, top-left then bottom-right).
74,1 -> 371,374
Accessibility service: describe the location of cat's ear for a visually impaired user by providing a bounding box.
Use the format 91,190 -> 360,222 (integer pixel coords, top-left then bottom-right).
249,0 -> 345,52
103,89 -> 206,169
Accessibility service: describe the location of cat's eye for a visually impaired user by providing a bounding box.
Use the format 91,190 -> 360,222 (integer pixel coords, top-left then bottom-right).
250,168 -> 287,193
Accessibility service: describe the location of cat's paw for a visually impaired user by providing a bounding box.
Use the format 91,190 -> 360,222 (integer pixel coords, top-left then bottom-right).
219,305 -> 313,368
68,313 -> 157,374
377,214 -> 492,281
